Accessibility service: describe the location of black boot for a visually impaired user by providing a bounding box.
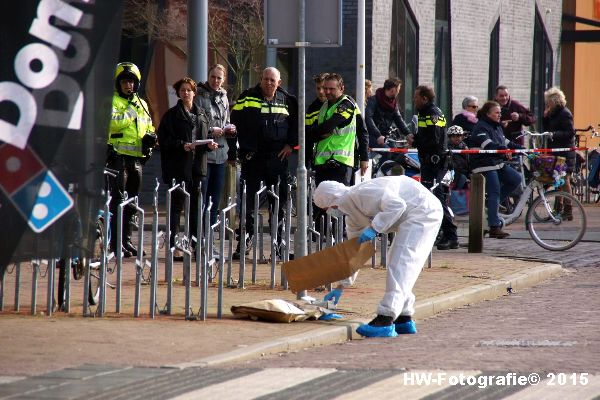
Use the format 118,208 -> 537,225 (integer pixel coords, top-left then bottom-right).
562,204 -> 573,221
110,242 -> 132,258
232,235 -> 253,260
123,240 -> 139,257
436,238 -> 459,250
489,226 -> 510,239
123,219 -> 137,256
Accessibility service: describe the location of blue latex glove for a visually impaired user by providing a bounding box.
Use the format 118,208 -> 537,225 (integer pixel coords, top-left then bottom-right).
358,227 -> 378,243
323,288 -> 343,305
319,313 -> 343,321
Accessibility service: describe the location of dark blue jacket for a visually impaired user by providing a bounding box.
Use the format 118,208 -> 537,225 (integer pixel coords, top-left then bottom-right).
466,116 -> 521,173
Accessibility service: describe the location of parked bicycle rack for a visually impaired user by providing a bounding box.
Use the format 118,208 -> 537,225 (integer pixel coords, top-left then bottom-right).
266,184 -> 280,289
96,193 -> 112,317
0,263 -> 21,312
199,199 -> 213,321
165,180 -> 190,315
149,179 -> 160,318
218,199 -> 237,318
31,259 -> 41,315
116,194 -> 145,315
238,183 -> 247,289
0,172 -> 403,322
279,185 -> 293,290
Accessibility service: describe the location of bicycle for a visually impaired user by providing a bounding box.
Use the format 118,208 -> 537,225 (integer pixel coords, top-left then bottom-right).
497,132 -> 587,251
570,125 -> 598,202
56,168 -> 119,310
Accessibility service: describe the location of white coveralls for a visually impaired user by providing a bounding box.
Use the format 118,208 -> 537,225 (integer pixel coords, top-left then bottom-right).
313,176 -> 443,318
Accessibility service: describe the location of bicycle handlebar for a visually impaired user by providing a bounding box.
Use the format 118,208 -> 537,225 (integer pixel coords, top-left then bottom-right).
574,125 -> 600,138
516,130 -> 552,140
104,167 -> 118,178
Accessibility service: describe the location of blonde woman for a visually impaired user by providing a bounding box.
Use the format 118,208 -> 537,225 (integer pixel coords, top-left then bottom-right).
194,64 -> 236,225
543,87 -> 575,218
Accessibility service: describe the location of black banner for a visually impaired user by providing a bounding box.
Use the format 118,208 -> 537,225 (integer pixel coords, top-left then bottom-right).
0,1 -> 124,272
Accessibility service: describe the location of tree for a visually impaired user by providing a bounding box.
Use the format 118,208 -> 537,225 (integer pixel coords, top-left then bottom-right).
121,0 -> 265,100
121,0 -> 188,60
208,0 -> 265,99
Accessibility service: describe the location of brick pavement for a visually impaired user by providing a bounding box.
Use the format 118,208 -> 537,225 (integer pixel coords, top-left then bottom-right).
0,204 -> 597,378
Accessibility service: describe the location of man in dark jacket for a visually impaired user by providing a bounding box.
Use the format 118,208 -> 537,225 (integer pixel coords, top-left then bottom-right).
365,77 -> 412,148
230,67 -> 298,259
305,73 -> 328,168
409,85 -> 458,250
495,85 -> 535,145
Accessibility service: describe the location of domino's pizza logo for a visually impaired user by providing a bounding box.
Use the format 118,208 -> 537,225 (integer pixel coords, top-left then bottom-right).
0,144 -> 73,233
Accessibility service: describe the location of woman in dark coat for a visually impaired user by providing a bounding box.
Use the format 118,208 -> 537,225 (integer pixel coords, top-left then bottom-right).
451,96 -> 479,134
466,101 -> 522,239
543,87 -> 576,219
157,77 -> 218,252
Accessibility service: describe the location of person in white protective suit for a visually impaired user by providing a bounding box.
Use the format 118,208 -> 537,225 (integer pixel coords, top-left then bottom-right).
313,176 -> 443,337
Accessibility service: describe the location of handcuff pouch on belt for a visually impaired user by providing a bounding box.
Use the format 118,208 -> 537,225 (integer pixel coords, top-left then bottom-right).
325,158 -> 341,169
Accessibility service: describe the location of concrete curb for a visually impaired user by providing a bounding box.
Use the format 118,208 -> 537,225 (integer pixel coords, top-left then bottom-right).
172,262 -> 563,369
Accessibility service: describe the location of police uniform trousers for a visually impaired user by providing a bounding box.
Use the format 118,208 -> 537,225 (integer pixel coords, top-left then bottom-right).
419,159 -> 458,242
106,154 -> 143,247
239,154 -> 289,241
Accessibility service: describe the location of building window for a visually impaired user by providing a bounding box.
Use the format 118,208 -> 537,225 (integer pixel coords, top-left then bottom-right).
488,18 -> 500,100
389,0 -> 418,118
434,0 -> 451,116
531,8 -> 553,131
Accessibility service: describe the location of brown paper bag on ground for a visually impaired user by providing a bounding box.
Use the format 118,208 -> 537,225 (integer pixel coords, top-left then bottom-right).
230,299 -> 326,323
231,299 -> 307,323
282,238 -> 375,293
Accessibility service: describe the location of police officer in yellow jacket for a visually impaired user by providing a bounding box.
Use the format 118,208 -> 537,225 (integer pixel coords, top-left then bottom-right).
230,67 -> 298,259
309,73 -> 369,240
310,73 -> 369,187
107,62 -> 156,257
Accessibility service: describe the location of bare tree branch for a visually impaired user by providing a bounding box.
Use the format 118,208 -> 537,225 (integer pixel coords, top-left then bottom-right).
122,0 -> 265,99
208,0 -> 264,99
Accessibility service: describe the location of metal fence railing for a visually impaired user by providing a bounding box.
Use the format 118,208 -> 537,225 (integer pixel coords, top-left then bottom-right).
0,176 -> 400,320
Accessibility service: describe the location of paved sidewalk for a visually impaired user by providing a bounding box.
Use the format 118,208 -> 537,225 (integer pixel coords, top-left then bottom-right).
2,204 -> 598,377
0,248 -> 561,377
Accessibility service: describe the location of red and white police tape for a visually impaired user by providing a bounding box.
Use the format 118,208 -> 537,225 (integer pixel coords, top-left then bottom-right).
368,147 -> 592,154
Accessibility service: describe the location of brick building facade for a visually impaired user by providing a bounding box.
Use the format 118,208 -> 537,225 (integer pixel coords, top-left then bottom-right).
305,0 -> 563,121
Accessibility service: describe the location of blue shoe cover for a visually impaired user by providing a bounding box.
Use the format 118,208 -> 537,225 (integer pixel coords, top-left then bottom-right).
319,313 -> 343,321
356,323 -> 398,338
395,320 -> 417,334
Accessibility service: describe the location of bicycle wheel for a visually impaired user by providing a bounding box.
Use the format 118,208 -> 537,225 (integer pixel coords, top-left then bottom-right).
526,190 -> 586,251
87,220 -> 103,305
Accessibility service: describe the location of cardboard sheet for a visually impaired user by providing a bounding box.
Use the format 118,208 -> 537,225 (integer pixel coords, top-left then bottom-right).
230,299 -> 330,323
282,238 -> 375,293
